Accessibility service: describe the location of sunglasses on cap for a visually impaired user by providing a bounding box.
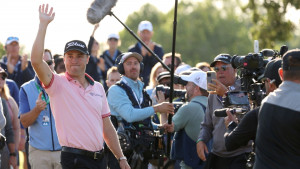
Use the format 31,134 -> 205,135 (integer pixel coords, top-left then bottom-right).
213,65 -> 231,72
45,60 -> 53,66
7,36 -> 19,41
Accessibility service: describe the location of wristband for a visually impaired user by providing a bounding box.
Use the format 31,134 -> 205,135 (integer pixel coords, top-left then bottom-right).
9,152 -> 17,156
196,138 -> 203,144
118,156 -> 127,162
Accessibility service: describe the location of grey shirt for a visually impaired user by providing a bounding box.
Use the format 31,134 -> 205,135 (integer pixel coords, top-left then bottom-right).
199,79 -> 252,157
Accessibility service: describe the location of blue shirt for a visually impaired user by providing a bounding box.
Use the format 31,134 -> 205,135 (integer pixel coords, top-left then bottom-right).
1,56 -> 35,88
107,76 -> 155,123
128,42 -> 164,87
6,79 -> 19,106
19,77 -> 61,151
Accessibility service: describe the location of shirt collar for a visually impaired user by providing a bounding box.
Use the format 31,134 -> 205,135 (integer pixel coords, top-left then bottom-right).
122,76 -> 143,88
34,76 -> 42,86
65,72 -> 95,85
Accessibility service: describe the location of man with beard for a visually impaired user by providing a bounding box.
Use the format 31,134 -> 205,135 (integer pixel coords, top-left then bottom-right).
163,70 -> 209,169
197,54 -> 252,169
107,52 -> 173,168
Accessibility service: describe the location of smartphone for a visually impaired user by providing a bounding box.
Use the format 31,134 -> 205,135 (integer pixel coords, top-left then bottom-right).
207,71 -> 216,91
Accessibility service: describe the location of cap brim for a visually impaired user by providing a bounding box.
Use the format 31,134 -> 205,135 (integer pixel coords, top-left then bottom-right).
6,40 -> 19,45
122,53 -> 143,63
64,49 -> 89,55
210,60 -> 231,67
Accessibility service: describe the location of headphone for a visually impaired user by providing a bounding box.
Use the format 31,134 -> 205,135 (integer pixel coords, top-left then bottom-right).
116,52 -> 144,75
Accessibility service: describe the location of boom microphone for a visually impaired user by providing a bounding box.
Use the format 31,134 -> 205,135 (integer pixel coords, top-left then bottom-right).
87,0 -> 117,24
214,108 -> 247,117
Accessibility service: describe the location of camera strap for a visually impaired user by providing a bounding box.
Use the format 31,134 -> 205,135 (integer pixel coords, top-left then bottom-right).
121,79 -> 143,108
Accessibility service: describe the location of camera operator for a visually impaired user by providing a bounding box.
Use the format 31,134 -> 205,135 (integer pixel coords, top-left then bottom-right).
197,54 -> 252,169
107,52 -> 174,168
224,59 -> 282,151
163,70 -> 208,169
254,49 -> 300,169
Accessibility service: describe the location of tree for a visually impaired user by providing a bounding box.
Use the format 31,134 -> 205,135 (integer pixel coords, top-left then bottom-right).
243,0 -> 300,48
0,43 -> 6,59
119,1 -> 253,65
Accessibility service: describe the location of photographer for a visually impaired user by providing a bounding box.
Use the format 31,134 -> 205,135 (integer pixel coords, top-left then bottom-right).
163,71 -> 208,169
107,52 -> 174,168
197,54 -> 252,169
254,49 -> 300,169
224,59 -> 282,151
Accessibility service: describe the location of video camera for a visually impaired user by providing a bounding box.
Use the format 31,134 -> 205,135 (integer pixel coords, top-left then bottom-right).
230,46 -> 287,107
214,91 -> 249,117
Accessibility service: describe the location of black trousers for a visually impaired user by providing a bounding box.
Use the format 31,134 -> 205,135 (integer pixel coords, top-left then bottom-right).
61,151 -> 106,169
204,153 -> 248,169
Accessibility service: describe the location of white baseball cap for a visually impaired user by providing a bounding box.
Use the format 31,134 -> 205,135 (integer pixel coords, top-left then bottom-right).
175,64 -> 192,75
6,36 -> 19,45
138,20 -> 153,32
180,71 -> 207,90
108,33 -> 119,40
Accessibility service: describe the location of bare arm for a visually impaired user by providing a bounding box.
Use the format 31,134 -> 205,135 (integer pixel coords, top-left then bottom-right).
31,4 -> 55,86
102,117 -> 130,169
91,23 -> 99,37
20,92 -> 46,128
8,98 -> 20,151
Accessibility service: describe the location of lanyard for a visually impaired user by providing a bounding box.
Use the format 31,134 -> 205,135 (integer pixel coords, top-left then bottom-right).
35,82 -> 50,104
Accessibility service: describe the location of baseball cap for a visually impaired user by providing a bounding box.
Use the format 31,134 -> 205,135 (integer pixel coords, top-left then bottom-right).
180,70 -> 207,90
0,67 -> 8,79
210,54 -> 232,67
138,20 -> 153,32
175,64 -> 192,75
120,52 -> 143,63
157,72 -> 170,82
64,40 -> 89,55
108,33 -> 119,40
6,36 -> 19,45
262,59 -> 282,87
282,49 -> 300,71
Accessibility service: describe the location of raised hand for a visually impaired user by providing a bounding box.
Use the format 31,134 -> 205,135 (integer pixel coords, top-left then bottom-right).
39,4 -> 55,25
6,54 -> 15,74
21,54 -> 28,71
208,79 -> 228,96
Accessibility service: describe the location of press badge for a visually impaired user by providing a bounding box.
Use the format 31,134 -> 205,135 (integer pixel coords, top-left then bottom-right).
42,115 -> 50,126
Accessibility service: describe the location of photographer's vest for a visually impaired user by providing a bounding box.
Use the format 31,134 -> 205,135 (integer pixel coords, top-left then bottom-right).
171,101 -> 206,169
112,81 -> 159,129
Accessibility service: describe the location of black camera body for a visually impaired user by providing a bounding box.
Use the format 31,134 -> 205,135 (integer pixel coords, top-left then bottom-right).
155,85 -> 186,101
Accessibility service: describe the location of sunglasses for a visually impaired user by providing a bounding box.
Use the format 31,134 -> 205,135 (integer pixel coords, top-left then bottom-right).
45,60 -> 53,66
0,75 -> 6,80
108,38 -> 118,41
213,65 -> 231,72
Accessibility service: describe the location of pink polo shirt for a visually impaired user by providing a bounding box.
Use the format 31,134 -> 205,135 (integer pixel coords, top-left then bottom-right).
44,72 -> 110,151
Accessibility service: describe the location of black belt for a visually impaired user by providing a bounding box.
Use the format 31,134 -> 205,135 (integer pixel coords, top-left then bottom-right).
62,146 -> 104,160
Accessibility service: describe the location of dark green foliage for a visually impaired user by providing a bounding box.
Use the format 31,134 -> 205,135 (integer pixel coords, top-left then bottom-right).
119,1 -> 253,65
